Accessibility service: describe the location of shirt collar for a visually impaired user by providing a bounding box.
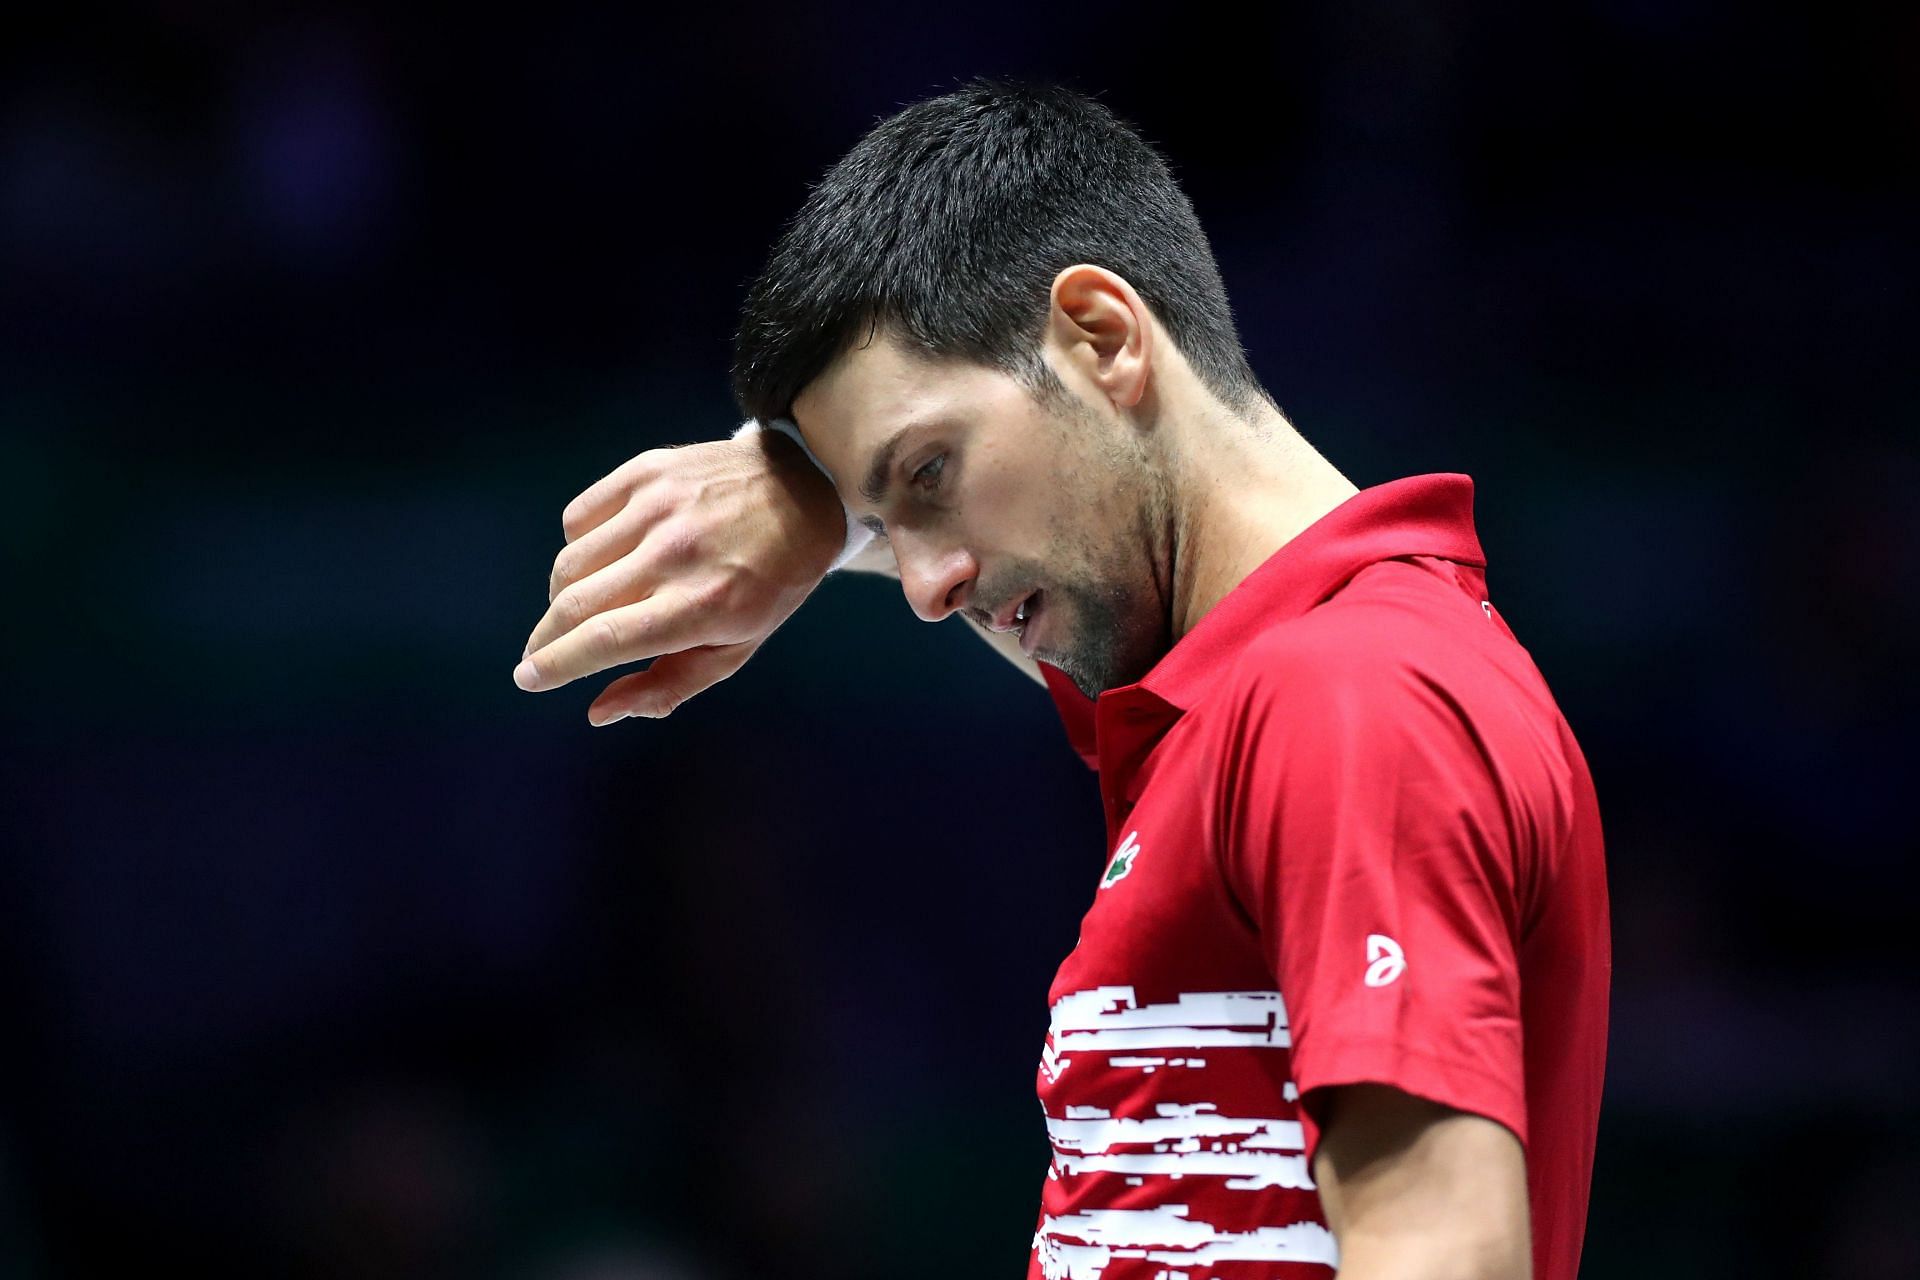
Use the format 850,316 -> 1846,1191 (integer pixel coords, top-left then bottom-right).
1127,472 -> 1486,714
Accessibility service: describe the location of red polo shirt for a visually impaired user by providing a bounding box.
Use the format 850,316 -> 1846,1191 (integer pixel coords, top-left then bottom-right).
1025,473 -> 1610,1280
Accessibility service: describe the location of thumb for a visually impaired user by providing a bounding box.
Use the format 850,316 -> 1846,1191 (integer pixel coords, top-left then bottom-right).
588,639 -> 763,723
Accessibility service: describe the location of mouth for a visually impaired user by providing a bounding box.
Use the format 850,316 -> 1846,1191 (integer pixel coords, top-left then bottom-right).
1017,590 -> 1044,657
988,590 -> 1032,634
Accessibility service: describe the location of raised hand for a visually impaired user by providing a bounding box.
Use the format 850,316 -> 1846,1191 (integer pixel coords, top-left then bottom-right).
515,428 -> 846,724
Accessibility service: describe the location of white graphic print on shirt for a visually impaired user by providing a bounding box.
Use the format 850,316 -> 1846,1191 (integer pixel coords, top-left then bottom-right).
1032,986 -> 1339,1279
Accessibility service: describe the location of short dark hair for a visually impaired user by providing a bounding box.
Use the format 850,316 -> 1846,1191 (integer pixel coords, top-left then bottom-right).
730,75 -> 1274,428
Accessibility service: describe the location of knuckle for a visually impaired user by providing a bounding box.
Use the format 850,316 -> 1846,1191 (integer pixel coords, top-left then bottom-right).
554,586 -> 595,630
653,678 -> 695,716
651,515 -> 703,565
560,495 -> 596,542
562,453 -> 660,540
588,613 -> 625,657
683,575 -> 731,615
618,452 -> 663,497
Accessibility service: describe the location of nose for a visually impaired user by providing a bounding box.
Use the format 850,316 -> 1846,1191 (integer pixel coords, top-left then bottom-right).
892,527 -> 977,623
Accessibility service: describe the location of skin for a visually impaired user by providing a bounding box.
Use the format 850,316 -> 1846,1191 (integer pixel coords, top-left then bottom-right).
515,261 -> 1535,1275
1312,1085 -> 1533,1280
791,265 -> 1534,1277
788,264 -> 1364,700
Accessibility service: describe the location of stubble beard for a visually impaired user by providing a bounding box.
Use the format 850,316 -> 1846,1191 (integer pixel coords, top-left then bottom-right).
1037,450 -> 1176,702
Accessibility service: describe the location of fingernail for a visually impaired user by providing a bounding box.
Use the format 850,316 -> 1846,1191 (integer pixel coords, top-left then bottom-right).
513,660 -> 539,690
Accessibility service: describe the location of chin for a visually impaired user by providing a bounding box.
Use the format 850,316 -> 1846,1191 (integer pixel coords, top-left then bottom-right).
1044,586 -> 1168,700
1052,636 -> 1158,701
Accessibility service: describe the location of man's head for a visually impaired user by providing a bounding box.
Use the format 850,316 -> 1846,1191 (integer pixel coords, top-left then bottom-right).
731,77 -> 1276,697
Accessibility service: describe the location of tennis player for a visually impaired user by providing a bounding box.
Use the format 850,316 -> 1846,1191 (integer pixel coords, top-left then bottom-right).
516,77 -> 1609,1280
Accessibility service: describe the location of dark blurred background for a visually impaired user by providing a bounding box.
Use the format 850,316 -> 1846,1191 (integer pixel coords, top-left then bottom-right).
2,3 -> 1916,1277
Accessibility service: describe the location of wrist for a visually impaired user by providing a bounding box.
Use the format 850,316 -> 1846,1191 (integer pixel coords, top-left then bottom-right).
732,417 -> 876,573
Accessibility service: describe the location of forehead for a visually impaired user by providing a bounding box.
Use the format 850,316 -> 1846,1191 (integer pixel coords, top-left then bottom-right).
790,329 -> 1009,480
787,330 -> 1029,510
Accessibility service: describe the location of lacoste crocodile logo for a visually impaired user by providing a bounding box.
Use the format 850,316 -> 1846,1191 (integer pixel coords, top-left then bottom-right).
1101,830 -> 1141,889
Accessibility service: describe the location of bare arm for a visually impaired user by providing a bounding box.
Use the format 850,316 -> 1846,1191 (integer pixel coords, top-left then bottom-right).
1311,1084 -> 1532,1280
838,537 -> 1048,688
519,429 -> 1046,725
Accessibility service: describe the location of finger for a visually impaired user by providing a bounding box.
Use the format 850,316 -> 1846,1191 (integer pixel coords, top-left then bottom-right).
525,559 -> 637,663
548,487 -> 669,604
526,512 -> 680,660
528,507 -> 711,658
514,584 -> 712,692
560,450 -> 661,544
586,639 -> 763,723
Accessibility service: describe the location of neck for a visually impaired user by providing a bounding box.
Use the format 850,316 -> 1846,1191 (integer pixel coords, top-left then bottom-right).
1161,400 -> 1360,641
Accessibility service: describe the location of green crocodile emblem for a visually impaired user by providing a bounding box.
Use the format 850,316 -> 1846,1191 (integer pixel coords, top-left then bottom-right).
1101,830 -> 1141,888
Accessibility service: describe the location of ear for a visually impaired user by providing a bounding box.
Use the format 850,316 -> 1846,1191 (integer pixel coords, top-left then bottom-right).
1046,264 -> 1153,412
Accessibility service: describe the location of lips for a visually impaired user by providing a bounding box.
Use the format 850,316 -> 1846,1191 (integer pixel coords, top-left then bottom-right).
989,590 -> 1036,634
1018,591 -> 1044,656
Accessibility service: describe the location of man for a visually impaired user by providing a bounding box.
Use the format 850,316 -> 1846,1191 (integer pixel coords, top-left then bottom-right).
515,77 -> 1609,1280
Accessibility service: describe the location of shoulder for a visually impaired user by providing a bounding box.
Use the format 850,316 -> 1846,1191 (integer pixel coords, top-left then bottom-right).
1223,598 -> 1425,720
1239,554 -> 1498,688
1205,571 -> 1491,753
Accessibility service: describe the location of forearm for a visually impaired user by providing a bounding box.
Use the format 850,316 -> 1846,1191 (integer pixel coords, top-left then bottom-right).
838,540 -> 1047,687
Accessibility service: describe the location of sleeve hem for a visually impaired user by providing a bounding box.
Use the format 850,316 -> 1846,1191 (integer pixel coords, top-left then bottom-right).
1292,1037 -> 1529,1171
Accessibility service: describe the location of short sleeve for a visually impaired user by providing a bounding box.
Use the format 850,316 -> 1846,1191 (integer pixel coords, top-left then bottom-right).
1208,638 -> 1529,1168
1040,660 -> 1099,772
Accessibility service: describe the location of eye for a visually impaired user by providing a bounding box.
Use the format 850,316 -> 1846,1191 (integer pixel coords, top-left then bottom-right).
911,452 -> 948,493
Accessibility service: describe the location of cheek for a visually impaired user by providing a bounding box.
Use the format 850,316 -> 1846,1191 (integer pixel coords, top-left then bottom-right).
979,436 -> 1139,588
969,447 -> 1058,545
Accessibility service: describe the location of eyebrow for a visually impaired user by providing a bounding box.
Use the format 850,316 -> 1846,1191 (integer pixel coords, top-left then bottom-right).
856,415 -> 958,538
859,426 -> 913,508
